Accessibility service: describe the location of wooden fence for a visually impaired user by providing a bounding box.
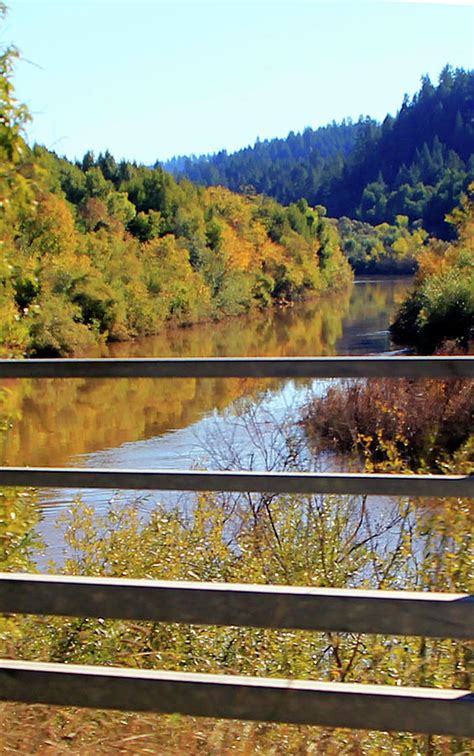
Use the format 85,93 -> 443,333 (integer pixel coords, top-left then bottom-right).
1,356 -> 473,737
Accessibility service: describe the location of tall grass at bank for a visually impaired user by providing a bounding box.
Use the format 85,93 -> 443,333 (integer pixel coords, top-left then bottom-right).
301,375 -> 473,473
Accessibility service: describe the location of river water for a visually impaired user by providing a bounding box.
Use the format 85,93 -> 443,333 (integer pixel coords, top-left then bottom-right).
1,277 -> 411,561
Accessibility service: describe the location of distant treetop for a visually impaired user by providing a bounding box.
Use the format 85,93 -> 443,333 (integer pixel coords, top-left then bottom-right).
163,67 -> 474,239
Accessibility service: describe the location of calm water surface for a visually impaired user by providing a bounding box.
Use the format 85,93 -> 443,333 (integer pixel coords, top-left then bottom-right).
2,277 -> 411,560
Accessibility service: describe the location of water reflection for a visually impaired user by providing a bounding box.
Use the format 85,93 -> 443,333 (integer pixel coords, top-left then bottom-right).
1,278 -> 410,470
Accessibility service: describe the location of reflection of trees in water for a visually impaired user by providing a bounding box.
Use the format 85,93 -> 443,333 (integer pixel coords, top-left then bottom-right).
1,376 -> 271,467
0,281 -> 407,469
344,278 -> 411,324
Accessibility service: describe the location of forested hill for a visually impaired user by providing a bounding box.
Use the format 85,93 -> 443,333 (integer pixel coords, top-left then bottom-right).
164,67 -> 474,238
163,120 -> 367,206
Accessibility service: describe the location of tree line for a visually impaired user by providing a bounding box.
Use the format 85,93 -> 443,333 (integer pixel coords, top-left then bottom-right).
0,66 -> 352,355
165,67 -> 474,239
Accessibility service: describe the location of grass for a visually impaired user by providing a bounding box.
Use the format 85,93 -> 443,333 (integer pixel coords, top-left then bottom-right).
0,704 -> 465,754
301,376 -> 473,473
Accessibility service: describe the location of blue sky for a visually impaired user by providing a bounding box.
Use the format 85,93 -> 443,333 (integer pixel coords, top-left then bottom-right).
4,1 -> 474,163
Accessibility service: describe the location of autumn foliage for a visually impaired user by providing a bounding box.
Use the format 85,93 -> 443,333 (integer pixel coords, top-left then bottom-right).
302,372 -> 473,472
0,50 -> 352,357
390,183 -> 474,352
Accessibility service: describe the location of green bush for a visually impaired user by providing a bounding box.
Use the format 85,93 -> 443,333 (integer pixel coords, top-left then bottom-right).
27,295 -> 99,356
391,251 -> 474,352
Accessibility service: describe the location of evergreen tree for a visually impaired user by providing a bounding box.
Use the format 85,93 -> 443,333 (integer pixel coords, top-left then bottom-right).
166,68 -> 474,238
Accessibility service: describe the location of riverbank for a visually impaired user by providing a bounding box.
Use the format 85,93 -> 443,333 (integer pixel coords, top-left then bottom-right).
0,278 -> 410,471
301,369 -> 473,473
3,138 -> 353,358
0,277 -> 411,568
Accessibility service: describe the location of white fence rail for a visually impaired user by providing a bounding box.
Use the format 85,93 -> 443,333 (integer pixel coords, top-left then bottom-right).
1,356 -> 473,736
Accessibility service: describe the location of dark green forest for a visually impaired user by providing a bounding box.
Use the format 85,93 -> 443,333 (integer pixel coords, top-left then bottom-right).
165,67 -> 474,239
163,120 -> 365,206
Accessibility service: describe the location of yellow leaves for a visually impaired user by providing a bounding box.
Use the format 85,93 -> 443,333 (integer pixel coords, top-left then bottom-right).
219,222 -> 254,272
244,219 -> 268,254
0,297 -> 29,356
416,189 -> 473,284
18,192 -> 78,270
0,486 -> 42,571
143,234 -> 211,324
259,237 -> 285,268
145,234 -> 189,275
205,186 -> 253,233
392,236 -> 409,256
416,246 -> 451,281
446,181 -> 474,242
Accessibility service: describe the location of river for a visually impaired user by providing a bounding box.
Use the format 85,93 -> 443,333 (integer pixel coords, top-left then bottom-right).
1,277 -> 411,562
